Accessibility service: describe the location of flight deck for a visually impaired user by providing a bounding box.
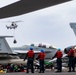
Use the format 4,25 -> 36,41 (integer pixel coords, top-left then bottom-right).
1,71 -> 76,75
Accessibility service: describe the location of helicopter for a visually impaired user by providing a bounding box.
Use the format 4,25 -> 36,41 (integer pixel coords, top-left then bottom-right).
6,20 -> 22,29
6,20 -> 23,44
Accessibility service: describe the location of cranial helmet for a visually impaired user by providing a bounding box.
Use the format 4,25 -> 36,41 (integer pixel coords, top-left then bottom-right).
74,47 -> 76,49
58,48 -> 61,51
41,49 -> 44,52
30,48 -> 33,50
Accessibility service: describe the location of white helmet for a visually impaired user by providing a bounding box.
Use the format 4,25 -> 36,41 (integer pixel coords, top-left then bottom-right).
74,47 -> 76,49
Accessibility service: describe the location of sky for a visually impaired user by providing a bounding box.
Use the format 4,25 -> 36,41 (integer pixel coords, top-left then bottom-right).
0,0 -> 76,50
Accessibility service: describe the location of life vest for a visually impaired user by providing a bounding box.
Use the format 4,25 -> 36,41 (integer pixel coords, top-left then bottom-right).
68,49 -> 74,57
56,51 -> 62,58
39,52 -> 46,60
28,50 -> 34,58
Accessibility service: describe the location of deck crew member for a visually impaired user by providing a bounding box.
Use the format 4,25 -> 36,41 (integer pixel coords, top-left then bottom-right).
36,49 -> 46,73
52,48 -> 63,72
24,48 -> 34,73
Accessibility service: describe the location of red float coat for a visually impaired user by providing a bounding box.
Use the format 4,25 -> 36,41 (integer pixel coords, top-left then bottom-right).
38,52 -> 46,60
28,50 -> 34,58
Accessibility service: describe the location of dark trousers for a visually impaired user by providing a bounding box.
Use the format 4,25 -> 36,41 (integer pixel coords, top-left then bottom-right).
73,57 -> 76,71
68,57 -> 74,71
57,58 -> 62,72
27,58 -> 34,73
39,60 -> 44,72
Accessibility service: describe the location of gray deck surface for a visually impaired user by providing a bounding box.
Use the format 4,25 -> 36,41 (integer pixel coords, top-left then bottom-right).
1,71 -> 76,75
